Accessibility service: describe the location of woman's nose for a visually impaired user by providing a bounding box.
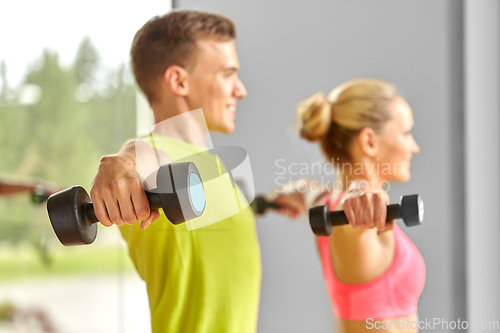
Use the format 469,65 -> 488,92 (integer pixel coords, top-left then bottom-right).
412,138 -> 420,154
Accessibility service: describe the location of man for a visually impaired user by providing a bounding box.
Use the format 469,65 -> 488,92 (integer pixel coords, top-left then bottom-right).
90,11 -> 261,333
90,9 -> 389,333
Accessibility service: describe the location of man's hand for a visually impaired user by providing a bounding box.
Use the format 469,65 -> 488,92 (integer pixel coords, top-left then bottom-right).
342,191 -> 394,235
269,178 -> 328,219
90,152 -> 160,230
273,189 -> 306,219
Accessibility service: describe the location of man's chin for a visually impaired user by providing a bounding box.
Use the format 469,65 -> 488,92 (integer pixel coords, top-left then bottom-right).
209,123 -> 235,134
222,126 -> 235,134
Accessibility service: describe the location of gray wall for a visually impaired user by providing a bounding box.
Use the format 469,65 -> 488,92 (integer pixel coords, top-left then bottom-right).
465,0 -> 500,327
178,1 -> 471,332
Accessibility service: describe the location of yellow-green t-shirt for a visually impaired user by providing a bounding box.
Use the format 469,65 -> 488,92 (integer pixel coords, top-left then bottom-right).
119,135 -> 262,333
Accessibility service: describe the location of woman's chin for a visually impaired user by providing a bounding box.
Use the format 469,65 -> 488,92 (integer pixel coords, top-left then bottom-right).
398,173 -> 411,183
384,173 -> 411,183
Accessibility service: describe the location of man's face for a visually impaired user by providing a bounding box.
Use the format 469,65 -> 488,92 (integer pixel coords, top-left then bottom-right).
185,39 -> 247,133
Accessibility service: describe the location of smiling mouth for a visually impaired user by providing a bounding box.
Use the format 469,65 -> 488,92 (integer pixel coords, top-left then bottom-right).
227,105 -> 236,112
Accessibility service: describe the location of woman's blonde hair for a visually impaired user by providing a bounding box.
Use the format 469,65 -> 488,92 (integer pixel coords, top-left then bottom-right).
296,78 -> 398,161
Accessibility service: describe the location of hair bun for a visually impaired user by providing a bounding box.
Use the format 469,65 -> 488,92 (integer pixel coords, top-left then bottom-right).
296,92 -> 332,142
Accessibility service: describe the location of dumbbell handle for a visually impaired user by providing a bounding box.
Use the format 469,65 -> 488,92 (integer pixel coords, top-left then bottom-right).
329,203 -> 401,226
81,190 -> 163,224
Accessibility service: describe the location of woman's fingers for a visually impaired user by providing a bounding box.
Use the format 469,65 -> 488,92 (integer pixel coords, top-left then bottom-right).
343,192 -> 388,231
343,199 -> 357,228
373,193 -> 387,230
378,220 -> 394,235
360,193 -> 375,228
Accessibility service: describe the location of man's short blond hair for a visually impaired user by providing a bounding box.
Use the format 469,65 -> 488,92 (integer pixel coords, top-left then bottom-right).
131,10 -> 236,103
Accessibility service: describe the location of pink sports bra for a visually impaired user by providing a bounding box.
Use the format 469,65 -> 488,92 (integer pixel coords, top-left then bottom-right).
316,192 -> 426,321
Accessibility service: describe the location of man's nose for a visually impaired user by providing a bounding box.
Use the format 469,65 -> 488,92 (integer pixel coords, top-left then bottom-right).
234,77 -> 247,99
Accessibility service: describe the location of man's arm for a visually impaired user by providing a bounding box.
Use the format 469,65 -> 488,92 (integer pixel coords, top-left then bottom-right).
268,178 -> 331,219
270,179 -> 393,234
90,139 -> 160,230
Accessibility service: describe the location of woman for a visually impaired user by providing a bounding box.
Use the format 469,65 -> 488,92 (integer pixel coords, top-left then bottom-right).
274,78 -> 425,332
0,177 -> 56,200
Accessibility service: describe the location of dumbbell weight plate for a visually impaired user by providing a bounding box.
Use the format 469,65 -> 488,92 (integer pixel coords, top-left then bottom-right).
47,186 -> 97,246
47,162 -> 206,246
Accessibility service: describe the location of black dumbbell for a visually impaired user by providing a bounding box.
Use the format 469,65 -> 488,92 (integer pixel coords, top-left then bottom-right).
233,179 -> 282,216
309,194 -> 424,236
250,196 -> 282,215
32,186 -> 50,204
47,162 -> 206,246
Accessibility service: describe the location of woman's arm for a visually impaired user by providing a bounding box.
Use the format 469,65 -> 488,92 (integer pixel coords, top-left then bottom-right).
0,178 -> 59,198
268,179 -> 395,279
0,181 -> 36,196
329,191 -> 395,284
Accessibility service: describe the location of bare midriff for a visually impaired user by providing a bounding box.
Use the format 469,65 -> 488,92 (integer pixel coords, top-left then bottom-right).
335,313 -> 419,333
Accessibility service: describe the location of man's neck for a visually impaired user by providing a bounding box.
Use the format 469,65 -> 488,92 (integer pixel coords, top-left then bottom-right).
151,100 -> 208,148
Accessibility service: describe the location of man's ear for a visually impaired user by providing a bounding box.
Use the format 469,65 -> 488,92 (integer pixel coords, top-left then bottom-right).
164,65 -> 189,96
358,127 -> 379,157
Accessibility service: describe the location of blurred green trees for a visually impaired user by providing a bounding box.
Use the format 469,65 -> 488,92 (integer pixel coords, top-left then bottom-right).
0,37 -> 137,262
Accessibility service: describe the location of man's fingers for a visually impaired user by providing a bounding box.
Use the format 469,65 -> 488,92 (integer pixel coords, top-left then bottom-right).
140,209 -> 160,229
131,190 -> 151,222
104,196 -> 125,226
117,195 -> 140,225
92,197 -> 113,227
275,196 -> 305,216
139,213 -> 154,230
291,206 -> 303,218
151,209 -> 160,222
275,196 -> 305,213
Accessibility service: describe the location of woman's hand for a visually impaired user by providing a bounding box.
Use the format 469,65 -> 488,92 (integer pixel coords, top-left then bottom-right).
342,191 -> 394,235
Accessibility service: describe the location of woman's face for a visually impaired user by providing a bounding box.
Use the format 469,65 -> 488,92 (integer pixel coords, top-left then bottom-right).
376,96 -> 420,182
